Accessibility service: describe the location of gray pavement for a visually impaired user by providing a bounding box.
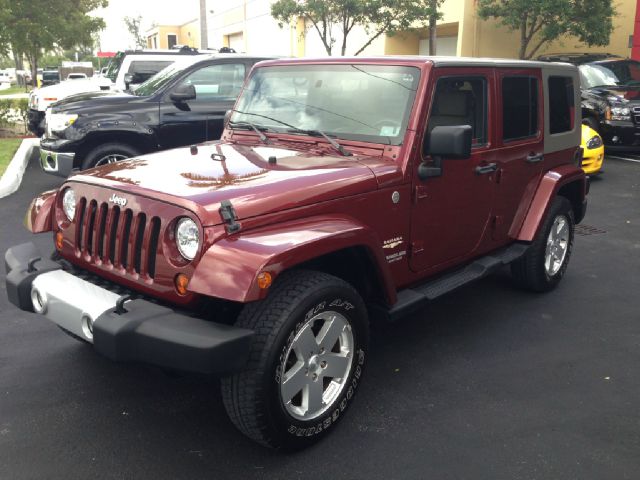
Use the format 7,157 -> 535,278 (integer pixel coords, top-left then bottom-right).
0,154 -> 639,479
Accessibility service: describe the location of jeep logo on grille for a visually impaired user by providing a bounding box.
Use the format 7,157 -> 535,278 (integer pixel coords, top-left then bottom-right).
108,194 -> 127,207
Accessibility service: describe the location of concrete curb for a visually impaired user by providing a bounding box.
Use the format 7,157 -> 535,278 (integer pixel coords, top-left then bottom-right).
0,138 -> 40,199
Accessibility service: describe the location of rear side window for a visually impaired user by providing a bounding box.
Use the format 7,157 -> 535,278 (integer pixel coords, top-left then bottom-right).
548,76 -> 575,134
502,76 -> 538,141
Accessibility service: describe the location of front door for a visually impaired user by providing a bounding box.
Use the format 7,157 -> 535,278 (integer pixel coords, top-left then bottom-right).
409,70 -> 496,273
159,62 -> 247,149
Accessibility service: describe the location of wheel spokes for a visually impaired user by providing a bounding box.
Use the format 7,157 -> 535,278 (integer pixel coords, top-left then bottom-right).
293,326 -> 319,359
303,377 -> 324,414
281,360 -> 307,403
321,353 -> 350,379
317,315 -> 345,352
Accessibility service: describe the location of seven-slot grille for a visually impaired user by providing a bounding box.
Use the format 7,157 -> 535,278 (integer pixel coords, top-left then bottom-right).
74,197 -> 162,279
632,106 -> 640,124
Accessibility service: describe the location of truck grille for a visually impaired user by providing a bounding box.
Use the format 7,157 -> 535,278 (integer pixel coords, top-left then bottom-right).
75,197 -> 162,279
632,106 -> 640,124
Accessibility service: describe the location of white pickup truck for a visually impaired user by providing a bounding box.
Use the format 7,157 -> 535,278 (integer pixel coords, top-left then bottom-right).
27,48 -> 205,136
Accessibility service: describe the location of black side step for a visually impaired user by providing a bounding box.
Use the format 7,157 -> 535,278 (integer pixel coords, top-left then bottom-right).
381,243 -> 529,322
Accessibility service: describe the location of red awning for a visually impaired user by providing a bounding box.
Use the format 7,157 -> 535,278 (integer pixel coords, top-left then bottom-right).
96,51 -> 116,58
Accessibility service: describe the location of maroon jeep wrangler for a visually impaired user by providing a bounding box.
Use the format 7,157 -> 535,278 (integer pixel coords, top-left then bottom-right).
5,57 -> 587,449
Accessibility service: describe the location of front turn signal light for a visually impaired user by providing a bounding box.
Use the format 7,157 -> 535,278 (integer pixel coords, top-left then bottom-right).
55,231 -> 63,250
257,271 -> 272,289
175,273 -> 190,296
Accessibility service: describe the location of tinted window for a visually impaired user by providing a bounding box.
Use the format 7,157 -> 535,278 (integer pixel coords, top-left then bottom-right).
502,77 -> 538,141
428,76 -> 487,147
548,76 -> 575,134
179,63 -> 246,101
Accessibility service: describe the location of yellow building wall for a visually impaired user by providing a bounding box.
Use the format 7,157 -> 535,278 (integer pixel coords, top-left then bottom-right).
179,20 -> 200,48
461,0 -> 635,59
383,0 -> 635,59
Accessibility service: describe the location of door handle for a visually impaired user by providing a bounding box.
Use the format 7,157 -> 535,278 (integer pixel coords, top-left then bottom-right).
526,153 -> 544,163
475,162 -> 497,175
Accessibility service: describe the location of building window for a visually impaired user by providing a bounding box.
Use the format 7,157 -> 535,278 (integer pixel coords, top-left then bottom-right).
548,76 -> 575,134
167,34 -> 177,49
502,76 -> 539,141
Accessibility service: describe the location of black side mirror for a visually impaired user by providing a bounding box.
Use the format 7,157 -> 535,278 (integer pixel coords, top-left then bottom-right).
124,72 -> 133,89
419,125 -> 472,180
426,125 -> 472,158
170,84 -> 197,102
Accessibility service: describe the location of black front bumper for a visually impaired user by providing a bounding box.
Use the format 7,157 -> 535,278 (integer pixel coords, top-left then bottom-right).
5,242 -> 254,375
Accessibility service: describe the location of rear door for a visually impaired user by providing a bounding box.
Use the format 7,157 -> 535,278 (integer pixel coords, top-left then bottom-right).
490,69 -> 544,242
158,61 -> 247,149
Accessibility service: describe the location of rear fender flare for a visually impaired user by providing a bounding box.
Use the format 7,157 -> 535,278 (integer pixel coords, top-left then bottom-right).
189,215 -> 396,304
512,165 -> 586,242
24,189 -> 57,233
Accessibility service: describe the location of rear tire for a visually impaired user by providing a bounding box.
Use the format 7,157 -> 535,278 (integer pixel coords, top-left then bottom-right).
221,270 -> 369,450
511,196 -> 575,292
81,143 -> 140,170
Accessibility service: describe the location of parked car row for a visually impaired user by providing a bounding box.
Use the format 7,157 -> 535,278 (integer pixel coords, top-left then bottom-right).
27,46 -> 211,136
38,53 -> 273,176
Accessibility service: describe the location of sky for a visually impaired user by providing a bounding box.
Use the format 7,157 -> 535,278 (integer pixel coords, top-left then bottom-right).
93,0 -> 199,52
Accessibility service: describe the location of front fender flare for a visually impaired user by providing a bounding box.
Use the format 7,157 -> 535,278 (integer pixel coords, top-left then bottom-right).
189,215 -> 396,304
23,189 -> 57,233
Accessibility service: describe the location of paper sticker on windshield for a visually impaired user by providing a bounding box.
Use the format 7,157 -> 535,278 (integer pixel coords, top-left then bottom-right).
380,126 -> 399,136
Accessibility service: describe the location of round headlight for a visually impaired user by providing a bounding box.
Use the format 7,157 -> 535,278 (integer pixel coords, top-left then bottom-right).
62,188 -> 76,221
176,217 -> 200,261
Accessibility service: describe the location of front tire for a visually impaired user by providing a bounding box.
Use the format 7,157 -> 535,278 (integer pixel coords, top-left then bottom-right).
81,143 -> 140,170
511,196 -> 575,292
221,270 -> 369,450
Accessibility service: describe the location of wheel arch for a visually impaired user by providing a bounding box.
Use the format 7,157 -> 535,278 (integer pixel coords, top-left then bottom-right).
512,165 -> 587,242
188,215 -> 397,305
76,131 -> 156,164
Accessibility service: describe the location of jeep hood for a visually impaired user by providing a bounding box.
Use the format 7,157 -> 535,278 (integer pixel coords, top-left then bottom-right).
70,142 -> 399,226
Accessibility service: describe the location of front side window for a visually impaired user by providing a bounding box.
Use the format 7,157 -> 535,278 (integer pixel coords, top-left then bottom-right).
178,63 -> 246,101
502,76 -> 539,141
231,64 -> 421,146
427,76 -> 487,147
548,76 -> 575,134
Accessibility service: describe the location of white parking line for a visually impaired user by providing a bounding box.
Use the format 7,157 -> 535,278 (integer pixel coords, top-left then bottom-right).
606,155 -> 640,164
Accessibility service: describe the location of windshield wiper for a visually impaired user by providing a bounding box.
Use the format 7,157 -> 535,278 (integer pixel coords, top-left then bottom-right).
228,120 -> 270,144
286,128 -> 352,157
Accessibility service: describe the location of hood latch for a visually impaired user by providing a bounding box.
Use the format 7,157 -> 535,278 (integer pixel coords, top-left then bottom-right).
219,200 -> 241,233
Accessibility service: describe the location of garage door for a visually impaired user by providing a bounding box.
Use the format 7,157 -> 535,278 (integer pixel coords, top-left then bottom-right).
228,32 -> 244,52
419,36 -> 457,56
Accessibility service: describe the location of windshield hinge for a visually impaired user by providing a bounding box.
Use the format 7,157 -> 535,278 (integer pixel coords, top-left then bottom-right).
219,200 -> 241,233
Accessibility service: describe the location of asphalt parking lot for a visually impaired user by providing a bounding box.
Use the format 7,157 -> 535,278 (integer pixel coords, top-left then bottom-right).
1,153 -> 639,480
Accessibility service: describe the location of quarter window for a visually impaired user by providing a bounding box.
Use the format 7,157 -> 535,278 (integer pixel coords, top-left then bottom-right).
502,76 -> 539,141
427,76 -> 487,147
548,76 -> 575,134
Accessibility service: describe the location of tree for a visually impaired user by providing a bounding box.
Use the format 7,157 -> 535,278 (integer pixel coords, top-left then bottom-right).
427,0 -> 444,55
124,15 -> 146,49
477,0 -> 616,60
0,0 -> 107,85
271,0 -> 442,56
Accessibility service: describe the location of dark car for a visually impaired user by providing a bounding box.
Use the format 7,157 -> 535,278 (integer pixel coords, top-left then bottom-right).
39,54 -> 274,177
41,69 -> 60,87
539,54 -> 640,148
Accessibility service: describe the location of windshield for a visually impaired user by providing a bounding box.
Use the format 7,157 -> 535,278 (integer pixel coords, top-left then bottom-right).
105,52 -> 124,83
43,72 -> 59,81
230,64 -> 421,146
579,60 -> 640,88
133,56 -> 208,96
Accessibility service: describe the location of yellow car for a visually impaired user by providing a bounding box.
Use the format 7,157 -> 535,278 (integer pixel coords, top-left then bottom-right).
581,124 -> 604,175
